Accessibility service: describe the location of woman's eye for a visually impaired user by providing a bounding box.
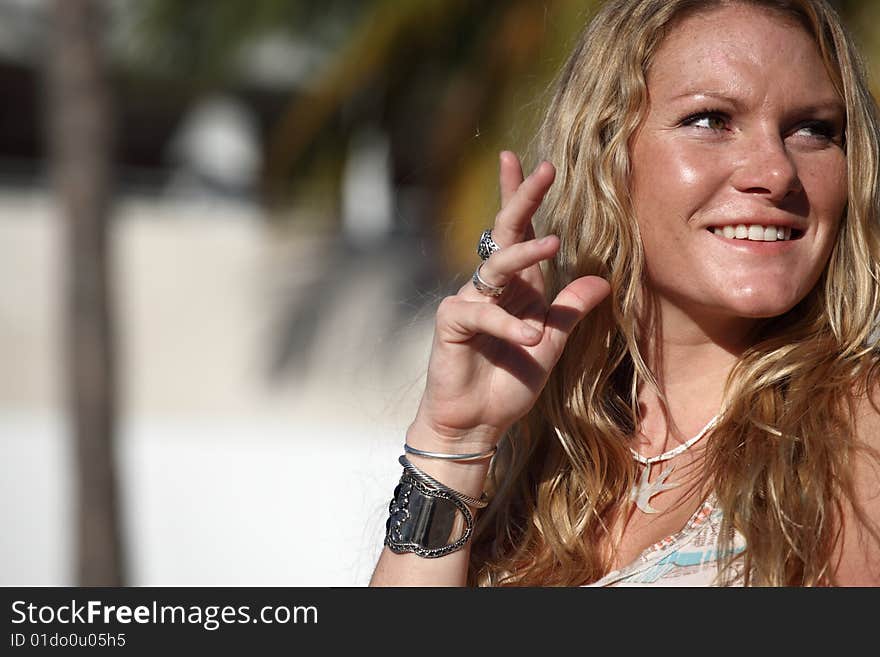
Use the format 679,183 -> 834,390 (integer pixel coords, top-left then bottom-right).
681,112 -> 728,131
792,121 -> 837,141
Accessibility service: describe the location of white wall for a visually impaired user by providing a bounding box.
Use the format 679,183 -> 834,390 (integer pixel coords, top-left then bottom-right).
0,191 -> 434,585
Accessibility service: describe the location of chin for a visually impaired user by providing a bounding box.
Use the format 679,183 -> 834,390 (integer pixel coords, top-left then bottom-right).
720,288 -> 809,320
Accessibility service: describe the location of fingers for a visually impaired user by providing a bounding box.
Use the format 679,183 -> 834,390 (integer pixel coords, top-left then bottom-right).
436,296 -> 545,347
459,235 -> 559,301
491,157 -> 555,248
438,275 -> 612,386
461,234 -> 560,299
544,276 -> 612,354
499,151 -> 524,208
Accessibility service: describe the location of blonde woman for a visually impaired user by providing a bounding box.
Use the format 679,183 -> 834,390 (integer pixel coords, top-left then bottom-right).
370,0 -> 880,587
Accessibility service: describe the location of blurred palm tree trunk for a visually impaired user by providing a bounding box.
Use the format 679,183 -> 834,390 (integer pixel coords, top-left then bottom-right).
46,0 -> 123,585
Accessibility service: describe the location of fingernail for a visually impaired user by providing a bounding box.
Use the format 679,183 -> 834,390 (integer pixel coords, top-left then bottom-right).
523,325 -> 542,340
538,235 -> 555,245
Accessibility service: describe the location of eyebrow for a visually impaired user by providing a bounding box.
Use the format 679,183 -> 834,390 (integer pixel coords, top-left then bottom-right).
670,91 -> 845,116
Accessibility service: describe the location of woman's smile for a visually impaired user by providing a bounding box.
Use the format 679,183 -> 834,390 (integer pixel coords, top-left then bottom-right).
630,4 -> 848,320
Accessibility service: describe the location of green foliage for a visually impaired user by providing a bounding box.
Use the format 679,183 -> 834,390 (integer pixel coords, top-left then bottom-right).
129,0 -> 370,81
126,0 -> 880,268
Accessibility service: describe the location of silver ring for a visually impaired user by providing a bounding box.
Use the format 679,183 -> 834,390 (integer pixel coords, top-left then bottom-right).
472,263 -> 505,297
477,228 -> 501,261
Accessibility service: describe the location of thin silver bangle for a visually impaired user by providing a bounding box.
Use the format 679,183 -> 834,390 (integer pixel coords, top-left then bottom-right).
398,455 -> 489,509
403,443 -> 498,462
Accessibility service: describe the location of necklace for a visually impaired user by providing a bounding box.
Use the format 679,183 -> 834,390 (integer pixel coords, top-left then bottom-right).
629,414 -> 719,514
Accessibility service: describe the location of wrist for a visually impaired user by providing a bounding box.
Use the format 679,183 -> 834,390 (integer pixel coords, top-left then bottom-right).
405,419 -> 502,454
404,442 -> 497,464
403,425 -> 496,501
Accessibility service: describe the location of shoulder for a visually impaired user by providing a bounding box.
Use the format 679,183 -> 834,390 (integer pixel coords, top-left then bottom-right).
851,378 -> 880,448
849,364 -> 880,463
832,375 -> 880,585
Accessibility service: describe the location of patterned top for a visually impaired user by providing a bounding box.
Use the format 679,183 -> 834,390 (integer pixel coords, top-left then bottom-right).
584,495 -> 747,587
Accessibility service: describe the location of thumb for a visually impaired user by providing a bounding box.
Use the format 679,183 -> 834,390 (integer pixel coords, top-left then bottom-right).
543,276 -> 611,356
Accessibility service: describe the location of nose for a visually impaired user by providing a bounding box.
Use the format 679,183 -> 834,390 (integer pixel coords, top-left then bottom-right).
730,132 -> 802,202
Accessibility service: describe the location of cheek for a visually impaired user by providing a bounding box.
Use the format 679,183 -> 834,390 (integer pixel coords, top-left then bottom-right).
801,156 -> 848,224
798,153 -> 847,264
631,137 -> 723,229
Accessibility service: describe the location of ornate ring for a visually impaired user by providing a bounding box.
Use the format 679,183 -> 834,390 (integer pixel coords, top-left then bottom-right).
477,228 -> 501,261
472,263 -> 505,297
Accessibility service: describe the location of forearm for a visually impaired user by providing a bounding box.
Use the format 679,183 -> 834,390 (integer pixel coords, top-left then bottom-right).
369,432 -> 493,587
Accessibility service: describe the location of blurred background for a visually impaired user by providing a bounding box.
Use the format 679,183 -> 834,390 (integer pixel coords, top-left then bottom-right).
1,0 -> 878,586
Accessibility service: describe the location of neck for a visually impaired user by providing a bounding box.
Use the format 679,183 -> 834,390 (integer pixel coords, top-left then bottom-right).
635,297 -> 760,445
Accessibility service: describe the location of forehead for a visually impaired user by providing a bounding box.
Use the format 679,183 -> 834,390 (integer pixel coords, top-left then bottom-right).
646,4 -> 839,102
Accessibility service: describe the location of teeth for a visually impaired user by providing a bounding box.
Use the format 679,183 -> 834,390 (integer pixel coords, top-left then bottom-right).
712,224 -> 795,242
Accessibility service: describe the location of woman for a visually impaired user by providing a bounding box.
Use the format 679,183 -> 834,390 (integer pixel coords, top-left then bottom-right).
370,0 -> 880,586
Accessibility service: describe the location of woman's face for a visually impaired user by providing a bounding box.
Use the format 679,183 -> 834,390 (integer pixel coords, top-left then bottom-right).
630,4 -> 848,324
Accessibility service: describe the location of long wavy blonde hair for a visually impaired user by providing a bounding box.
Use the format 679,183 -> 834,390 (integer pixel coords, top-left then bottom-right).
468,0 -> 880,586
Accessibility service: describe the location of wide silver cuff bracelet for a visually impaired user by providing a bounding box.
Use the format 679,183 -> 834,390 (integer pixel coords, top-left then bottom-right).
384,473 -> 474,558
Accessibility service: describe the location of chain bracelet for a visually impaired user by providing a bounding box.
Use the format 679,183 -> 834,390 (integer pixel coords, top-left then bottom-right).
398,454 -> 489,508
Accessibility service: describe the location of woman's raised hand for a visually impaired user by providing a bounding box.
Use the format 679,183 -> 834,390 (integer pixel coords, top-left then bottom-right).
408,151 -> 611,452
